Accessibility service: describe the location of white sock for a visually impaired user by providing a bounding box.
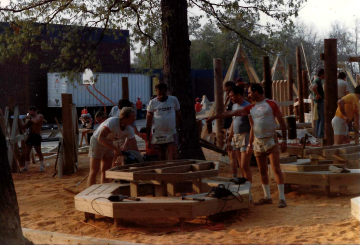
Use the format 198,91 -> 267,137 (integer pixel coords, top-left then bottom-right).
24,161 -> 29,169
262,184 -> 271,199
278,184 -> 286,201
249,182 -> 253,201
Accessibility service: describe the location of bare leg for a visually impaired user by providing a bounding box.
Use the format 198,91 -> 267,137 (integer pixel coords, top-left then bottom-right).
156,146 -> 167,161
236,151 -> 252,182
34,145 -> 44,161
256,155 -> 269,185
88,157 -> 101,187
167,145 -> 178,160
101,157 -> 113,183
25,145 -> 32,161
268,152 -> 284,185
229,149 -> 240,177
334,135 -> 345,145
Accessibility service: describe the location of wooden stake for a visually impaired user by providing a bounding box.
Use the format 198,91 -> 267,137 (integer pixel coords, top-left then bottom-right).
122,77 -> 129,100
324,39 -> 338,146
302,70 -> 309,113
214,58 -> 225,148
263,56 -> 272,99
61,94 -> 76,175
296,46 -> 304,122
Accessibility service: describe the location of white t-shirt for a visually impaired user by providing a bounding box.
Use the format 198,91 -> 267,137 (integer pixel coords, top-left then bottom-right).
92,117 -> 135,141
109,106 -> 120,117
243,99 -> 280,139
337,79 -> 349,98
147,95 -> 180,134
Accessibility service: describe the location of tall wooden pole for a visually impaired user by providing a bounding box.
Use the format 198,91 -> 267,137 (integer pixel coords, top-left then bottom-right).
263,56 -> 272,99
214,58 -> 224,148
302,70 -> 309,113
287,64 -> 294,115
324,39 -> 338,146
296,46 -> 304,122
61,94 -> 75,175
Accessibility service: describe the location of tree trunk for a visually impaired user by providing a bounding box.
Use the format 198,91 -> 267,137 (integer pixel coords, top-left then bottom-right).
161,0 -> 205,160
0,125 -> 29,244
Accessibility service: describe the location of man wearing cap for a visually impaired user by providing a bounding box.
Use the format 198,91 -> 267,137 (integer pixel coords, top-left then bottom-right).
136,97 -> 143,120
332,85 -> 360,145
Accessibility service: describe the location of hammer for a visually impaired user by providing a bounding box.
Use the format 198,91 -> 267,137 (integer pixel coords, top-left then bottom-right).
181,196 -> 205,202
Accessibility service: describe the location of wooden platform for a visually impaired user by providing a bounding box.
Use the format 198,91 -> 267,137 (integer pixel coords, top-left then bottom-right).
74,181 -> 250,225
351,197 -> 360,221
270,167 -> 360,196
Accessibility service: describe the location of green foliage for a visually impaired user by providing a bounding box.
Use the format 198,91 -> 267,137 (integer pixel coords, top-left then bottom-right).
0,0 -> 306,82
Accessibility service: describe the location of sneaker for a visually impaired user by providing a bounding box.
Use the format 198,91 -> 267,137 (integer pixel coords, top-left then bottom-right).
254,198 -> 273,205
39,167 -> 45,172
278,199 -> 287,208
20,168 -> 28,173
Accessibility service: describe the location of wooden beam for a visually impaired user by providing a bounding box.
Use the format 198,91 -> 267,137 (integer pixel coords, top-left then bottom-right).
240,45 -> 261,83
263,56 -> 272,99
324,39 -> 338,146
223,44 -> 241,84
302,70 -> 309,113
345,69 -> 357,88
61,94 -> 76,175
296,46 -> 304,122
287,64 -> 294,115
320,54 -> 360,62
214,58 -> 225,148
271,56 -> 279,81
22,228 -> 132,245
122,77 -> 129,100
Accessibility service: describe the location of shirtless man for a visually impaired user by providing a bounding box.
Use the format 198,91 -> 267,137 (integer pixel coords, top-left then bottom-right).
20,106 -> 45,172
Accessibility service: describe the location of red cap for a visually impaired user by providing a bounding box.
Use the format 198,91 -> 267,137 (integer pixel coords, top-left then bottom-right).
196,98 -> 200,102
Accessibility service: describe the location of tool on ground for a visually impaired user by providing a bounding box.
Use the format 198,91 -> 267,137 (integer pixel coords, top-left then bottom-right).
121,150 -> 144,164
76,173 -> 89,187
108,195 -> 140,202
181,196 -> 205,202
52,141 -> 62,177
230,177 -> 247,185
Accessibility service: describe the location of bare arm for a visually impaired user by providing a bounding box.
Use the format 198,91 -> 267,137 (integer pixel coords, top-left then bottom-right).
146,112 -> 154,142
337,99 -> 347,118
248,116 -> 254,146
228,122 -> 234,142
30,114 -> 43,124
122,138 -> 139,152
354,111 -> 359,131
274,109 -> 287,153
207,109 -> 248,122
98,127 -> 120,153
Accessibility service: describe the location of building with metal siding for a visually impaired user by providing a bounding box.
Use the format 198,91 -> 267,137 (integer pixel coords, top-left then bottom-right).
0,23 -> 130,123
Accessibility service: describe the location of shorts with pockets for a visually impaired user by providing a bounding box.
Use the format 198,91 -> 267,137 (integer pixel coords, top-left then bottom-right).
88,136 -> 115,159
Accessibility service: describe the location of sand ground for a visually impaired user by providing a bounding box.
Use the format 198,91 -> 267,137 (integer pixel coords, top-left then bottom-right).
14,148 -> 360,244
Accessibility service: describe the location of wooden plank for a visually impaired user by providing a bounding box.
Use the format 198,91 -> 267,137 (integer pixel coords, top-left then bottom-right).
72,104 -> 79,168
304,144 -> 354,155
61,94 -> 75,175
122,77 -> 129,100
22,228 -> 136,245
263,56 -> 273,99
192,179 -> 202,194
223,43 -> 241,84
240,45 -> 261,83
271,56 -> 279,80
130,182 -> 139,197
351,197 -> 360,221
167,183 -> 176,197
109,161 -> 197,173
279,164 -> 344,172
279,156 -> 299,164
156,165 -> 192,173
281,171 -> 329,186
154,184 -> 166,197
338,153 -> 360,161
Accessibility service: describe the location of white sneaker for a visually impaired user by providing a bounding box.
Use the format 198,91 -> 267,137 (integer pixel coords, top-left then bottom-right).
20,168 -> 29,173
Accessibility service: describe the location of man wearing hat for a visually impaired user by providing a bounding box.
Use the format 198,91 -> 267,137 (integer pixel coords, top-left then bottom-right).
195,97 -> 202,112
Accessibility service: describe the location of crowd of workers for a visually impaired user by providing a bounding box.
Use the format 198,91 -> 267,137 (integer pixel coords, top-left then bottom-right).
18,69 -> 359,209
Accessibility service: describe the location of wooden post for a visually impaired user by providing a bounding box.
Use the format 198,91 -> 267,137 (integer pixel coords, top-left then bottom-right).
263,56 -> 272,99
214,58 -> 224,148
287,65 -> 294,116
302,70 -> 309,113
122,77 -> 129,100
61,94 -> 75,175
296,46 -> 304,122
324,39 -> 338,146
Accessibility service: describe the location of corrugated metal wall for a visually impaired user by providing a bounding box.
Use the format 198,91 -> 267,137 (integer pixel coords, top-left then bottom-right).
48,72 -> 151,108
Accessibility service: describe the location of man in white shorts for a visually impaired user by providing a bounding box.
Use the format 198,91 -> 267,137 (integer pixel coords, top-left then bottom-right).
332,85 -> 360,145
87,107 -> 138,187
207,84 -> 288,208
209,86 -> 253,202
146,83 -> 184,160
